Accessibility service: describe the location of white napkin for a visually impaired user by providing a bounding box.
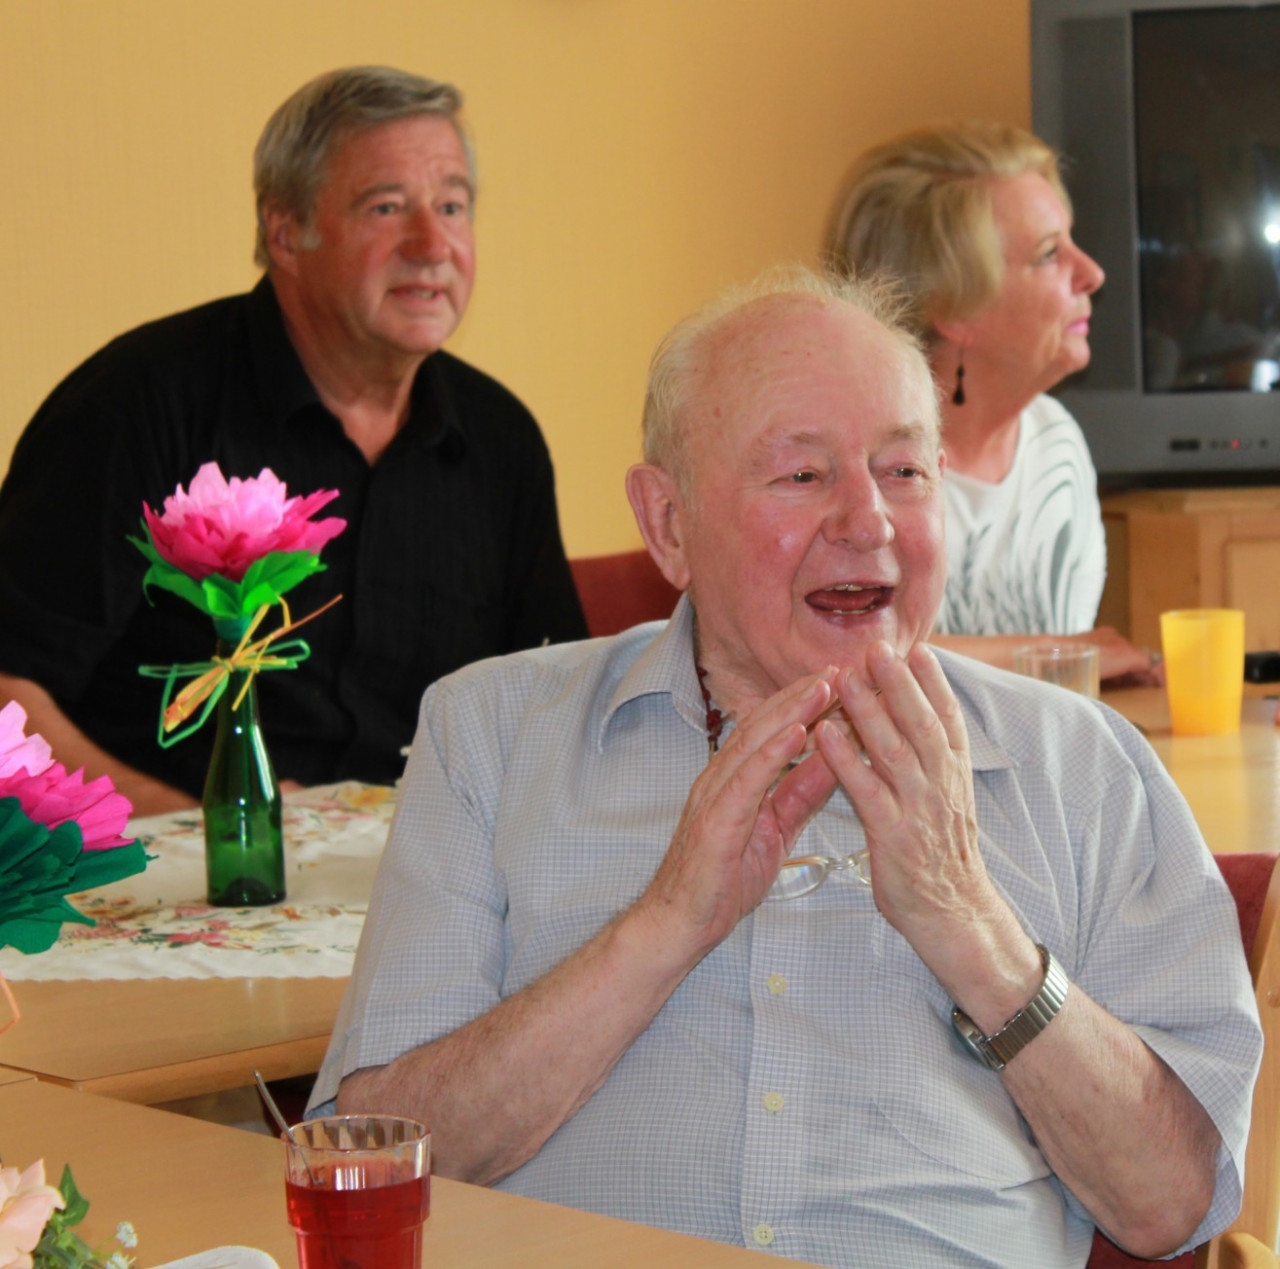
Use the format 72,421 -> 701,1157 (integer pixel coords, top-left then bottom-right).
151,1249 -> 279,1269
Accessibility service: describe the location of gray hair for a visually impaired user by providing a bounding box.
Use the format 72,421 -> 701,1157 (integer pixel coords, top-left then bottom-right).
642,264 -> 935,493
252,65 -> 473,269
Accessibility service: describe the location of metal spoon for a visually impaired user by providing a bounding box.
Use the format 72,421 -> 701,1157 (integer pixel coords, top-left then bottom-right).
254,1070 -> 320,1188
254,1070 -> 312,1152
253,1069 -> 299,1142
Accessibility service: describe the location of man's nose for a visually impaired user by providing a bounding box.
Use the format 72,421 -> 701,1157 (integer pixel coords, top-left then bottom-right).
402,207 -> 450,263
824,486 -> 894,551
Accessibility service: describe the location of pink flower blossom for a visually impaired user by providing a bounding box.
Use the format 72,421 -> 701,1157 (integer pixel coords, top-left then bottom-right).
0,1159 -> 65,1269
0,702 -> 131,850
143,462 -> 346,582
0,762 -> 132,852
0,702 -> 51,782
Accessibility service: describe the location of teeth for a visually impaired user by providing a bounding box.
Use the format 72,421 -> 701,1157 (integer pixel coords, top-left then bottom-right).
832,584 -> 869,592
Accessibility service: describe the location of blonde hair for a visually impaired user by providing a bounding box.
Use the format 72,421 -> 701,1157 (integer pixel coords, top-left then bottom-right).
642,264 -> 933,492
824,121 -> 1068,339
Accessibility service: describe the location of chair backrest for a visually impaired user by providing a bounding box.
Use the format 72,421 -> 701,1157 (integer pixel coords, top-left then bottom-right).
1088,851 -> 1280,1269
570,550 -> 681,638
1217,1231 -> 1280,1269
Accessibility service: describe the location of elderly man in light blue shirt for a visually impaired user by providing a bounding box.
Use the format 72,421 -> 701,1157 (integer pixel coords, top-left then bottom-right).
311,267 -> 1260,1268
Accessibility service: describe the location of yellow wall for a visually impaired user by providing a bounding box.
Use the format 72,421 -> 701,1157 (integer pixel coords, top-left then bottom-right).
0,0 -> 1030,555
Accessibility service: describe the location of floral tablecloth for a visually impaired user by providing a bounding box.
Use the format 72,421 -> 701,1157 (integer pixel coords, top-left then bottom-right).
0,781 -> 395,982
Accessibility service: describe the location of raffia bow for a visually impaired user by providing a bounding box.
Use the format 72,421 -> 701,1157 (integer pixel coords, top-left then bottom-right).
139,596 -> 340,746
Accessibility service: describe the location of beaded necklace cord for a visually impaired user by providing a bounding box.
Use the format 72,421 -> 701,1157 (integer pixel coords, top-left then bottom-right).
695,663 -> 726,758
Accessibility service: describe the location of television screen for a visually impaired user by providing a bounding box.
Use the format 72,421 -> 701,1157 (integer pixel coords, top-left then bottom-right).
1134,7 -> 1280,396
1032,0 -> 1280,487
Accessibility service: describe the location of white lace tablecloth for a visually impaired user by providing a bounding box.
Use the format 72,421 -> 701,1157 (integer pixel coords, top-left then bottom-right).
0,781 -> 395,982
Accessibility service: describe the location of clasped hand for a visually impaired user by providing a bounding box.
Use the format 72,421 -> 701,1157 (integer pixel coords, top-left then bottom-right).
639,642 -> 994,961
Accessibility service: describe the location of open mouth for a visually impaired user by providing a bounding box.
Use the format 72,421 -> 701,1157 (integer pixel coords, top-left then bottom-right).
393,284 -> 446,303
805,584 -> 891,616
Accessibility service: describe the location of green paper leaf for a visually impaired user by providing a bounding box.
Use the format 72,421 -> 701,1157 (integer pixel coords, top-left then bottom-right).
72,839 -> 149,891
58,1163 -> 90,1225
0,800 -> 146,954
0,912 -> 72,954
131,522 -> 328,621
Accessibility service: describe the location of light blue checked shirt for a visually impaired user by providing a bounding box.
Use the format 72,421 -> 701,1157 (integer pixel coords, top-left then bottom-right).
313,596 -> 1261,1268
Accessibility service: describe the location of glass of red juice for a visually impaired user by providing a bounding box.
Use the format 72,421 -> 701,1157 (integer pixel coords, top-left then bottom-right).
284,1114 -> 431,1269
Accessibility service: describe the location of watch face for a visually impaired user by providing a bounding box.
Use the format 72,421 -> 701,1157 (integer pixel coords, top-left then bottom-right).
952,1008 -> 1001,1070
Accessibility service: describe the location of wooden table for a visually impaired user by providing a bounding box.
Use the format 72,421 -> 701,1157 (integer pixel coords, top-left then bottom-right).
0,1080 -> 807,1268
0,782 -> 386,1103
0,974 -> 345,1102
1103,687 -> 1280,855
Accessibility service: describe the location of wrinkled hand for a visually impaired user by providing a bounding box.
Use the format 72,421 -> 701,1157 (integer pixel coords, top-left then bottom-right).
815,641 -> 1003,965
638,671 -> 840,954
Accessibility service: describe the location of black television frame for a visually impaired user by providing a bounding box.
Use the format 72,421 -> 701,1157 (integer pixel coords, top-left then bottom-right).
1031,0 -> 1280,490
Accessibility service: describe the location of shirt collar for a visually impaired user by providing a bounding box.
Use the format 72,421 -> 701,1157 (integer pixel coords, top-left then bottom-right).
245,275 -> 322,429
245,275 -> 466,458
596,593 -> 703,751
401,352 -> 467,459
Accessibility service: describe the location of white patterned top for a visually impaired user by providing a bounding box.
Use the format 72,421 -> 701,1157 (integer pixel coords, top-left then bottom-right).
935,395 -> 1106,636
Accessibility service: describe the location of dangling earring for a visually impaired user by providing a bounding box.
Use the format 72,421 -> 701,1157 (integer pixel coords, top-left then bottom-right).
952,350 -> 966,407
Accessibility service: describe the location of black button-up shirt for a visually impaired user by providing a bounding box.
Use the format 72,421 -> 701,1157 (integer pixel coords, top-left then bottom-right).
0,278 -> 586,795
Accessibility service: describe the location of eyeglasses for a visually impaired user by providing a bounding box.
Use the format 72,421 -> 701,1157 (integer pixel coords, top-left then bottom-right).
765,847 -> 872,901
757,748 -> 874,901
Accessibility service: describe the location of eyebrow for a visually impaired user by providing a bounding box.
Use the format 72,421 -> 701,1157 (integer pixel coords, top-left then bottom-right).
884,420 -> 932,443
746,420 -> 935,460
744,428 -> 825,463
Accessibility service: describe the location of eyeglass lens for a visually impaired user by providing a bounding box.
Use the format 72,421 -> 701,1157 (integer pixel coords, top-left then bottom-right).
765,849 -> 871,901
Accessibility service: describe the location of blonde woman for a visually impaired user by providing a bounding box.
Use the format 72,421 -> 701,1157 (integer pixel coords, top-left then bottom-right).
828,122 -> 1158,683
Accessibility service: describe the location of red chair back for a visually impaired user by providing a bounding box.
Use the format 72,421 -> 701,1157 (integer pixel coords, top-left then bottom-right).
570,550 -> 681,638
1087,852 -> 1277,1267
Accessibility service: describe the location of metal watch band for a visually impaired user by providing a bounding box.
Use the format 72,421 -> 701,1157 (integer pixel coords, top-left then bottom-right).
951,944 -> 1069,1072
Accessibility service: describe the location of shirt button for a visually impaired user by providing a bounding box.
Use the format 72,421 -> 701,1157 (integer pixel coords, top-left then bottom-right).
763,1091 -> 785,1114
766,973 -> 788,995
752,1223 -> 775,1246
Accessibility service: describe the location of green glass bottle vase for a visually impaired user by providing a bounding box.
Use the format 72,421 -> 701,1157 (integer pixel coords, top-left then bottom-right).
202,618 -> 285,906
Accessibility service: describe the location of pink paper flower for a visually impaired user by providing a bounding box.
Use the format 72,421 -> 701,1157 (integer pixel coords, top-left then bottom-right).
142,462 -> 346,582
0,1159 -> 65,1269
0,701 -> 52,781
0,762 -> 133,852
0,702 -> 132,852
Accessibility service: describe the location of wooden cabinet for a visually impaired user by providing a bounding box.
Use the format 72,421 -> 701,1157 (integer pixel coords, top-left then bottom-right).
1100,488 -> 1280,652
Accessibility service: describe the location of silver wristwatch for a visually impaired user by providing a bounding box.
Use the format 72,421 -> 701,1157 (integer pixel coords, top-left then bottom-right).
952,944 -> 1069,1071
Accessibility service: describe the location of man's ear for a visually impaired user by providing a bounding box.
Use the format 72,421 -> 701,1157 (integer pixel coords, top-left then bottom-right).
262,203 -> 304,277
625,463 -> 692,593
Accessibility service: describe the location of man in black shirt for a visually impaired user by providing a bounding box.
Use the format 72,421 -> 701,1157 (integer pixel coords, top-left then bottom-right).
0,66 -> 586,814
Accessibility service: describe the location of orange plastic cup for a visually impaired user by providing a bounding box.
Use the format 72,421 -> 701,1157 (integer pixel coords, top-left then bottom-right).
1159,608 -> 1245,736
